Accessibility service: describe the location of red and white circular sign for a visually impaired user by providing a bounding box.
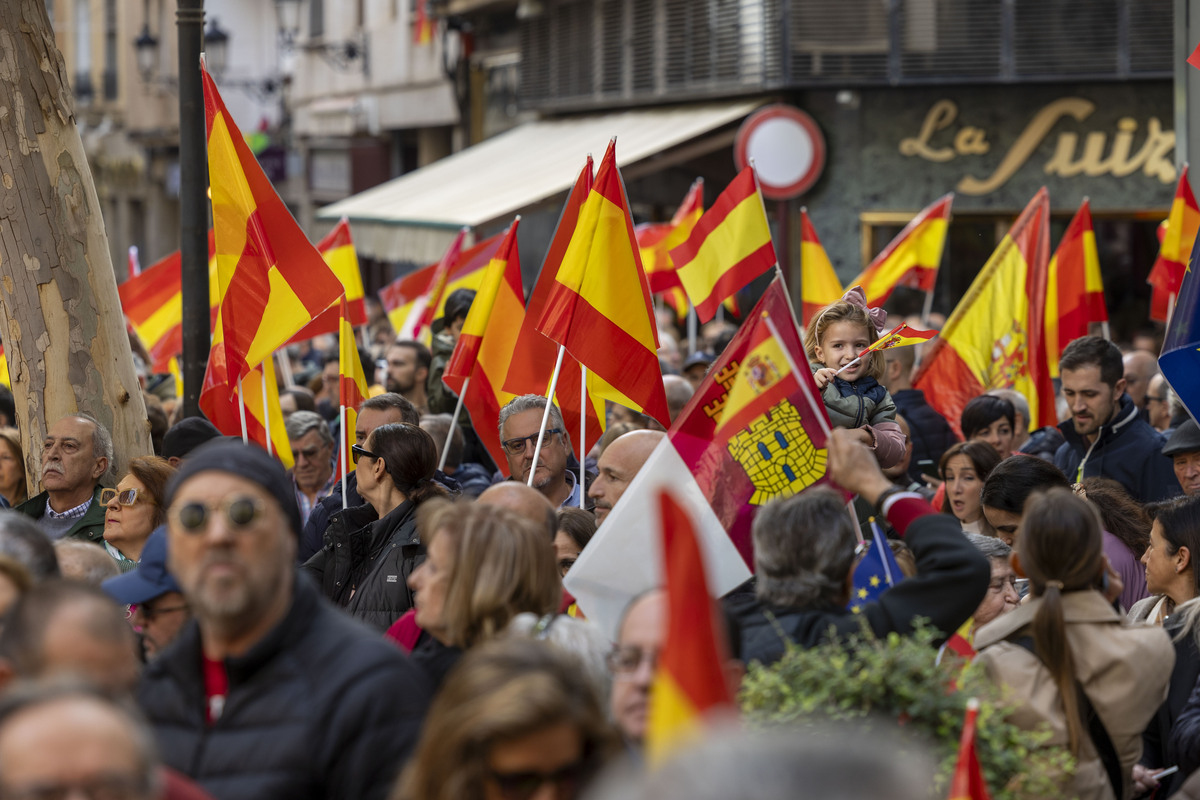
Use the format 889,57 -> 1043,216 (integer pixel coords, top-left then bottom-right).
734,105 -> 826,200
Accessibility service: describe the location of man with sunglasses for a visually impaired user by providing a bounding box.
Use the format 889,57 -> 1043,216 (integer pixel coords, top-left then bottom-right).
17,414 -> 112,544
498,395 -> 591,509
137,440 -> 431,800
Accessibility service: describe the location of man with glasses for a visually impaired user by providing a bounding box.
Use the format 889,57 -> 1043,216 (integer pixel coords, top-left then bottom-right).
608,588 -> 665,753
17,414 -> 112,543
498,395 -> 588,509
103,529 -> 191,660
284,410 -> 336,526
138,439 -> 431,800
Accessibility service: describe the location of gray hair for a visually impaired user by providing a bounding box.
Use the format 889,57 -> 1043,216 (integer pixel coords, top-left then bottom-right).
0,512 -> 59,581
964,532 -> 1011,562
52,540 -> 120,586
498,395 -> 565,440
506,612 -> 613,706
752,487 -> 856,608
70,414 -> 113,481
284,410 -> 333,446
986,388 -> 1031,432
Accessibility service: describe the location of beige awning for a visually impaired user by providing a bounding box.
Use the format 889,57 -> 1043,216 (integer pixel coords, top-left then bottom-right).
316,100 -> 762,262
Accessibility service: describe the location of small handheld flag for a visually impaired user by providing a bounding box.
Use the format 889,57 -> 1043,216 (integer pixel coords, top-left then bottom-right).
834,323 -> 938,375
847,518 -> 905,613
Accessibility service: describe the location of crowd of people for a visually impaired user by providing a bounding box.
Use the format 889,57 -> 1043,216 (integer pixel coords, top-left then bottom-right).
0,285 -> 1196,800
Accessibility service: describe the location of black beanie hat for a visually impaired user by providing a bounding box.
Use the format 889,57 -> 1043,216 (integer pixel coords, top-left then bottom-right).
165,439 -> 302,538
162,417 -> 223,461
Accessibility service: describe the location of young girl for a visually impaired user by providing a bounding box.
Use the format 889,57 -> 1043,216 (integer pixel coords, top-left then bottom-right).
805,287 -> 905,468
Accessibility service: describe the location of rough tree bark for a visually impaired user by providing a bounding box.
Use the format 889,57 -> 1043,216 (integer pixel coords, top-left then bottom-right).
0,0 -> 152,487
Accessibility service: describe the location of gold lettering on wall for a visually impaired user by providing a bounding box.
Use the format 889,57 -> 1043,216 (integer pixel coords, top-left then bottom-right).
899,98 -> 1177,195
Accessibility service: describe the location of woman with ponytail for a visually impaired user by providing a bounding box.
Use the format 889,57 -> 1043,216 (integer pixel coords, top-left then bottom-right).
974,488 -> 1173,800
305,423 -> 449,631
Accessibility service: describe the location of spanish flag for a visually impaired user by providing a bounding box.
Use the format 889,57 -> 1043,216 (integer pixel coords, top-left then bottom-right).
799,209 -> 843,326
288,219 -> 368,343
645,488 -> 734,764
948,699 -> 992,800
856,322 -> 938,361
536,141 -> 670,428
913,189 -> 1055,437
336,295 -> 369,483
200,61 -> 343,447
1045,200 -> 1107,376
504,158 -> 606,456
412,228 -> 469,339
849,194 -> 953,307
1149,165 -> 1199,322
379,232 -> 505,338
443,220 -> 524,471
642,179 -> 705,295
670,166 -> 775,323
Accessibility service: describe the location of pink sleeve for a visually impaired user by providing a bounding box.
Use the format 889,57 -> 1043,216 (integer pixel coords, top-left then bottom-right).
866,420 -> 905,469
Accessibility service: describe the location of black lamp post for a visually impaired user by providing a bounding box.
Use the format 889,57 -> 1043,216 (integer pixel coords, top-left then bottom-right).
177,0 -> 209,419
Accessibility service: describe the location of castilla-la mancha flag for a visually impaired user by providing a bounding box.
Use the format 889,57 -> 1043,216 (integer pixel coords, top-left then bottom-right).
913,188 -> 1055,438
535,141 -> 670,428
799,209 -> 844,326
1149,165 -> 1200,322
443,219 -> 525,471
199,59 -> 344,455
849,194 -> 953,307
1045,199 -> 1107,376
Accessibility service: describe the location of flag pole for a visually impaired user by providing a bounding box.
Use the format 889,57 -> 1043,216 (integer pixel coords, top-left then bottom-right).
686,304 -> 698,355
276,349 -> 295,387
579,363 -> 586,508
340,404 -> 349,510
261,369 -> 273,456
528,345 -> 567,488
236,376 -> 249,445
1100,320 -> 1111,340
920,289 -> 935,328
440,377 -> 470,472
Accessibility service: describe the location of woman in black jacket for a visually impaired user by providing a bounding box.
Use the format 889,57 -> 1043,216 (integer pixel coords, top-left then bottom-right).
304,423 -> 446,631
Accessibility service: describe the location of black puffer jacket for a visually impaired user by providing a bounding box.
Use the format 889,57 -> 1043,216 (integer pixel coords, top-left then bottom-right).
303,501 -> 424,631
137,575 -> 431,800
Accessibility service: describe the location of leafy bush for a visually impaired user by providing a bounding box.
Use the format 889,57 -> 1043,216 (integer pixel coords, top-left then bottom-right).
739,618 -> 1074,800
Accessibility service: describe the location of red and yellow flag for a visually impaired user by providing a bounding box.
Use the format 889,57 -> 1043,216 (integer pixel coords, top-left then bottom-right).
670,166 -> 776,323
849,194 -> 953,306
645,489 -> 735,764
1149,165 -> 1199,322
443,220 -> 525,470
642,179 -> 705,295
412,228 -> 469,339
199,61 -> 343,452
289,219 -> 368,343
856,322 -> 938,362
913,189 -> 1055,438
379,232 -> 505,338
413,0 -> 433,45
504,158 -> 606,457
336,295 -> 369,483
948,700 -> 992,800
1046,199 -> 1107,376
536,141 -> 670,427
799,209 -> 843,326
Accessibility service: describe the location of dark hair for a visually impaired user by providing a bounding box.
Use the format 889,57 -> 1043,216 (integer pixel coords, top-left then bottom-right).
420,414 -> 464,470
145,401 -> 168,458
981,455 -> 1070,514
443,288 -> 476,328
369,423 -> 446,505
752,487 -> 856,607
1077,477 -> 1150,560
1153,494 -> 1200,598
125,456 -> 176,529
1017,488 -> 1104,757
361,393 -> 421,426
960,395 -> 1015,441
392,340 -> 432,372
0,512 -> 59,581
556,506 -> 596,551
1059,335 -> 1124,387
0,580 -> 132,678
280,387 -> 317,414
938,441 -> 1002,514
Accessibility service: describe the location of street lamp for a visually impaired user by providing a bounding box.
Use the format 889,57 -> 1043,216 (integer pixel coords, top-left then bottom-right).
133,24 -> 159,82
203,18 -> 229,77
274,0 -> 301,47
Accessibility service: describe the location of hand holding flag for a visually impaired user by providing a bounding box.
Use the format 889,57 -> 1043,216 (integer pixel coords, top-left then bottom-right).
834,322 -> 938,375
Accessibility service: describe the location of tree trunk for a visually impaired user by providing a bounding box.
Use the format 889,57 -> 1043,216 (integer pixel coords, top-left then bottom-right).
0,0 -> 152,489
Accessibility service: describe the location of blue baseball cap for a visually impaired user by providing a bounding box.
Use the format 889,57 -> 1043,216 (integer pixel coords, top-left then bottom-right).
102,527 -> 182,605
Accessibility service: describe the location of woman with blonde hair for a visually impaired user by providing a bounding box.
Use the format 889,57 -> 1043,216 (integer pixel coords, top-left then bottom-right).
406,499 -> 561,689
0,429 -> 26,507
974,488 -> 1174,800
395,637 -> 617,800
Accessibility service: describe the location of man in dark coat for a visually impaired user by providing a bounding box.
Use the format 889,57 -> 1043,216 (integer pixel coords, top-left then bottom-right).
1053,336 -> 1180,503
881,344 -> 958,483
137,440 -> 430,800
733,428 -> 991,667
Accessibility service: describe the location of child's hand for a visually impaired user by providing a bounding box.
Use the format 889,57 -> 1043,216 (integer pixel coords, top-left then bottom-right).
813,367 -> 836,389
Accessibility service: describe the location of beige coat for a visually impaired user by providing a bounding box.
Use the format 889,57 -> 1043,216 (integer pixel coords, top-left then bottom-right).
975,590 -> 1175,800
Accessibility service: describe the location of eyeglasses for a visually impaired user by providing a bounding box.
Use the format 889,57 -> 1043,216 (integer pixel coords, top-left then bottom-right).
168,496 -> 266,533
607,645 -> 658,676
500,429 -> 562,456
486,761 -> 584,800
0,774 -> 152,800
351,444 -> 381,465
1147,395 -> 1167,404
125,602 -> 189,623
293,445 -> 328,461
100,488 -> 155,507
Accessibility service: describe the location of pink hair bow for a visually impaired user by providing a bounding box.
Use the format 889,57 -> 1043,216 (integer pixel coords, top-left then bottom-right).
841,286 -> 887,335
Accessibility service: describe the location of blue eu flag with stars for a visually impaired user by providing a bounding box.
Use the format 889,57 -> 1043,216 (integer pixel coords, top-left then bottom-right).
1161,231 -> 1200,422
848,518 -> 905,613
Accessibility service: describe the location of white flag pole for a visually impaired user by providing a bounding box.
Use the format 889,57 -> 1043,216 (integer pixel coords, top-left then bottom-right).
236,376 -> 249,445
528,345 -> 567,487
579,364 -> 587,508
440,377 -> 470,472
340,404 -> 349,510
261,370 -> 273,456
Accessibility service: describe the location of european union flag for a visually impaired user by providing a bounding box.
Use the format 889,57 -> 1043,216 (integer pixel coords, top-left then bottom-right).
1161,233 -> 1200,421
847,518 -> 905,614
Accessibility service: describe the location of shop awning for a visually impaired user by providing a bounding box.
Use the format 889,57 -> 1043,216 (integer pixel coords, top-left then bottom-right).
315,100 -> 762,263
